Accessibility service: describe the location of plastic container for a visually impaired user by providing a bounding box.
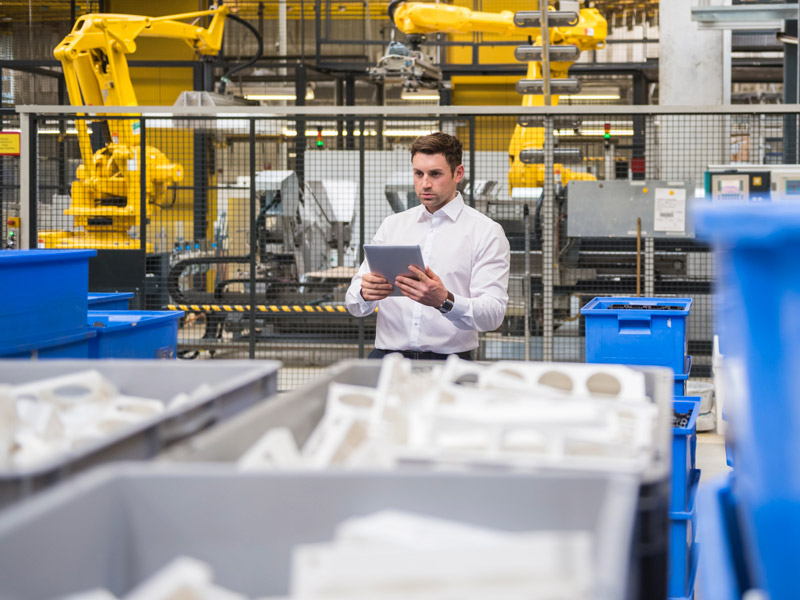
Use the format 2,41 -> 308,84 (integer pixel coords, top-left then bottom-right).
673,356 -> 693,398
672,398 -> 701,512
0,464 -> 639,600
2,329 -> 96,359
163,359 -> 676,600
0,249 -> 95,347
694,202 -> 800,597
87,292 -> 134,310
582,296 -> 692,375
697,475 -> 754,600
87,310 -> 183,359
668,495 -> 698,600
0,359 -> 280,507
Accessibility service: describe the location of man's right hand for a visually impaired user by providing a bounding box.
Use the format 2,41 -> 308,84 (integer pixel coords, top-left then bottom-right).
361,272 -> 394,301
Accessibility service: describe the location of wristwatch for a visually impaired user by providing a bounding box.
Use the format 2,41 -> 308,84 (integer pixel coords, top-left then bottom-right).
438,294 -> 454,314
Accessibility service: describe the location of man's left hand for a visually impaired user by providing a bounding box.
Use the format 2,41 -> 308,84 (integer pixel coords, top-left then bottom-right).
395,265 -> 448,308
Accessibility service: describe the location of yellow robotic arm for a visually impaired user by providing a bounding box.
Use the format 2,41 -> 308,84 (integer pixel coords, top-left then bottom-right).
388,2 -> 607,191
46,6 -> 230,250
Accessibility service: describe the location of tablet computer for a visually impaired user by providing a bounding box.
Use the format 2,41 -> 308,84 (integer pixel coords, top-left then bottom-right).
364,244 -> 425,297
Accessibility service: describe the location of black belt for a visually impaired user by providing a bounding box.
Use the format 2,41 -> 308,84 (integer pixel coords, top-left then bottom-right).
373,348 -> 474,361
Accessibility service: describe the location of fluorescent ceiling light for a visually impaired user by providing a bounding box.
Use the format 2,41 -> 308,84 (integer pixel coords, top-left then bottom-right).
401,90 -> 440,101
561,94 -> 621,100
554,129 -> 633,137
245,87 -> 315,102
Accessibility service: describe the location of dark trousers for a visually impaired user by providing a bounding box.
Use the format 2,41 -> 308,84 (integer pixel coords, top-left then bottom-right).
368,348 -> 474,361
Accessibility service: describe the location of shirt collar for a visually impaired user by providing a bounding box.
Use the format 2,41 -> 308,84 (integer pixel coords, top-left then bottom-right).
417,192 -> 465,223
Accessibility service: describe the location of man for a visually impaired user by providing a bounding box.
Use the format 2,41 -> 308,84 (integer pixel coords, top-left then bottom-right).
346,131 -> 511,360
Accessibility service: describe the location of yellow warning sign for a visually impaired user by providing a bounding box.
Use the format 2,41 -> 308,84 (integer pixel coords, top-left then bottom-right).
0,132 -> 20,156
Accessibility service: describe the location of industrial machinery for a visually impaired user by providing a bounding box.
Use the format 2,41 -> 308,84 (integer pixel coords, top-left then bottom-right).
372,0 -> 607,191
43,6 -> 231,249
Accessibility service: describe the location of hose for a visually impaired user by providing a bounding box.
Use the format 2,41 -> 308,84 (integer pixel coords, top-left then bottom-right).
217,13 -> 264,94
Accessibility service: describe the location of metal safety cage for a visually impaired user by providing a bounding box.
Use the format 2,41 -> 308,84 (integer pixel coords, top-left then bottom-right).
15,104 -> 800,390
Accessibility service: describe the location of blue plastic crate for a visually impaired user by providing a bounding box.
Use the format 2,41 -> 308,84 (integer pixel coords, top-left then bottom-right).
582,296 -> 692,375
87,310 -> 184,359
673,356 -> 692,397
87,292 -> 134,310
672,398 -> 701,512
669,488 -> 699,600
695,203 -> 800,598
697,475 -> 754,600
0,249 -> 95,347
1,329 -> 96,359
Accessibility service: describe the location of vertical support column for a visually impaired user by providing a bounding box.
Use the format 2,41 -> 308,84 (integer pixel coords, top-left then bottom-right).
645,237 -> 655,297
784,19 -> 798,164
295,65 -> 307,192
358,118 -> 366,358
139,117 -> 147,253
376,83 -> 384,151
632,71 -> 647,181
249,119 -> 257,359
345,73 -> 355,150
20,112 -> 32,249
468,116 -> 475,209
542,115 -> 554,362
523,203 -> 531,362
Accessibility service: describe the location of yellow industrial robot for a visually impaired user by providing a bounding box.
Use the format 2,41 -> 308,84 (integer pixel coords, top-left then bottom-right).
44,6 -> 230,250
382,1 -> 607,192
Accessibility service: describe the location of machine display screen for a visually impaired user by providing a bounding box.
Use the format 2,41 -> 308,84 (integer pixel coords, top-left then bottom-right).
786,180 -> 800,196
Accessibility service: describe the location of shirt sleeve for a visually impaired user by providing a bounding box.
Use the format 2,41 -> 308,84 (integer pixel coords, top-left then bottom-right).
345,221 -> 386,317
444,221 -> 510,332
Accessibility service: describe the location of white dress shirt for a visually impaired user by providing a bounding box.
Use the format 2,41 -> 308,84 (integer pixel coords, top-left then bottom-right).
346,192 -> 510,353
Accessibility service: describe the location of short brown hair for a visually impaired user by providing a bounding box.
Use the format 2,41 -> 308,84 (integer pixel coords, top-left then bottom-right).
410,132 -> 462,174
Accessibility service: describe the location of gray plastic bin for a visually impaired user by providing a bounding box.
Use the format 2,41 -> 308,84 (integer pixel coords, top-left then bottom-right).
161,359 -> 674,600
0,360 -> 280,507
0,464 -> 639,600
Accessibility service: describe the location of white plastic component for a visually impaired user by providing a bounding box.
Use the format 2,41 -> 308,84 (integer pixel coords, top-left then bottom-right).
168,383 -> 214,412
0,386 -> 17,468
124,556 -> 214,600
12,370 -> 117,408
237,427 -> 303,471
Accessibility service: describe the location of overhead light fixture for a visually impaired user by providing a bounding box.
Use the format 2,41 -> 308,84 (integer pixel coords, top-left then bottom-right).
244,86 -> 315,102
561,93 -> 621,101
401,89 -> 440,101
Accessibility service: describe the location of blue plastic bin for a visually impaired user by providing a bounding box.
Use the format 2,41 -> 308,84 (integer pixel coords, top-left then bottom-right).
673,356 -> 692,397
582,297 -> 692,375
87,310 -> 184,359
0,249 -> 95,347
672,398 -> 701,512
668,503 -> 698,600
1,328 -> 96,359
694,203 -> 800,598
697,475 -> 754,600
87,292 -> 134,310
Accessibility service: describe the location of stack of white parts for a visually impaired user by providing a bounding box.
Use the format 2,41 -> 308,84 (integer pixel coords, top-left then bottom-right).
63,512 -> 594,600
238,354 -> 658,474
0,370 -> 208,469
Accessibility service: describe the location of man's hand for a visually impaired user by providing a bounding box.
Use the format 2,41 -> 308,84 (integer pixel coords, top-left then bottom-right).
361,272 -> 394,301
395,265 -> 448,308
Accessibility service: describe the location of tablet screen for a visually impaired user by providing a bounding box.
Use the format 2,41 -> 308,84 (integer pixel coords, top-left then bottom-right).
364,244 -> 425,297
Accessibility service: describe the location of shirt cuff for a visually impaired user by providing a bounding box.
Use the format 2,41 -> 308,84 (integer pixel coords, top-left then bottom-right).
445,292 -> 469,320
358,290 -> 378,312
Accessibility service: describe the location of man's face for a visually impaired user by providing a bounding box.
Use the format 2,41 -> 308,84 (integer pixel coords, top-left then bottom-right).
412,152 -> 464,213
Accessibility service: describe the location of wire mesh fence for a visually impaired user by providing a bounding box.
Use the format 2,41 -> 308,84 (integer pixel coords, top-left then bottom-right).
16,105 -> 800,389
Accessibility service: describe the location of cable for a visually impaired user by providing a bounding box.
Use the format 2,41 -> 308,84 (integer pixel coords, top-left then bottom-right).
217,13 -> 264,94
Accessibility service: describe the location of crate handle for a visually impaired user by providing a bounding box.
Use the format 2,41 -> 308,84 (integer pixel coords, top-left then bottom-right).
160,412 -> 218,446
617,315 -> 652,333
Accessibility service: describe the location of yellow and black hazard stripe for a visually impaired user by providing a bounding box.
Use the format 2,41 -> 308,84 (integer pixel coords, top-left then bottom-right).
168,304 -> 351,314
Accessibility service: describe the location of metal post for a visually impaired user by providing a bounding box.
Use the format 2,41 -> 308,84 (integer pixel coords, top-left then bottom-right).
345,73 -> 356,150
20,112 -> 31,249
540,1 -> 552,106
358,118 -> 366,358
468,116 -> 475,208
645,237 -> 655,296
542,114 -> 554,361
784,19 -> 798,164
139,117 -> 147,253
523,203 -> 531,361
295,66 -> 307,191
249,119 -> 257,359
